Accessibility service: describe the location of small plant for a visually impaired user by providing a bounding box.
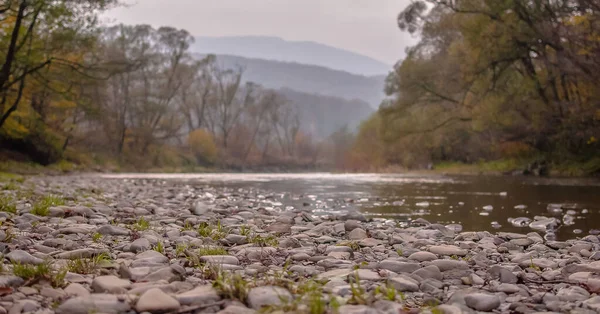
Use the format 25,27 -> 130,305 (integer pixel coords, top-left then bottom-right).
337,241 -> 360,251
12,262 -> 51,280
67,253 -> 111,274
198,246 -> 228,256
92,233 -> 103,243
239,225 -> 251,236
31,195 -> 65,216
213,270 -> 251,303
396,249 -> 403,256
247,234 -> 278,247
197,222 -> 213,237
175,243 -> 188,257
2,182 -> 17,191
154,241 -> 164,254
181,221 -> 194,231
11,261 -> 66,287
529,257 -> 541,272
348,273 -> 368,305
450,255 -> 459,260
0,195 -> 17,214
133,217 -> 150,231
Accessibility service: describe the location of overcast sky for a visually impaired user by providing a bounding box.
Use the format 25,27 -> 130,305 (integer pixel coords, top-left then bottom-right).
103,0 -> 417,65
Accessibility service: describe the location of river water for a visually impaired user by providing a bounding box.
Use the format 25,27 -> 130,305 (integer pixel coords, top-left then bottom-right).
99,173 -> 600,241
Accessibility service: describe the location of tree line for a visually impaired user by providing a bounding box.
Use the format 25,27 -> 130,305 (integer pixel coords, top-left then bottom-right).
345,0 -> 600,175
0,1 -> 348,171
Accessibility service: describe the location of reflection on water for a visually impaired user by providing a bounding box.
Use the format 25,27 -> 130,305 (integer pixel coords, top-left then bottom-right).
99,173 -> 600,240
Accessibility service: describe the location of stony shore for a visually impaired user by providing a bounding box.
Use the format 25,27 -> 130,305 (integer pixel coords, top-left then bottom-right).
0,175 -> 599,314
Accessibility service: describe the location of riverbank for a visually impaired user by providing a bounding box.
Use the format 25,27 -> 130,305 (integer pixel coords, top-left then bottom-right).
0,175 -> 598,313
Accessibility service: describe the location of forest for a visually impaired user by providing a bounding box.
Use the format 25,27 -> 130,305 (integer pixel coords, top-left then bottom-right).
0,0 -> 356,172
346,0 -> 600,175
1,0 -> 600,175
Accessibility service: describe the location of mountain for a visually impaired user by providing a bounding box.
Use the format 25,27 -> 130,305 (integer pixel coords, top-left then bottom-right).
200,54 -> 386,107
193,36 -> 391,76
279,88 -> 374,138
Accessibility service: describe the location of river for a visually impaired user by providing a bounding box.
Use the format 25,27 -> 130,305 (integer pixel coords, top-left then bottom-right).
98,172 -> 600,241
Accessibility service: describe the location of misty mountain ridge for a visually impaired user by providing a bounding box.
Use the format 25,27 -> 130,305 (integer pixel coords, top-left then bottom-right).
196,53 -> 386,108
193,35 -> 391,76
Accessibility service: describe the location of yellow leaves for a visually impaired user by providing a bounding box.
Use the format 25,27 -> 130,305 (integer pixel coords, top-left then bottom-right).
588,136 -> 598,145
188,129 -> 218,164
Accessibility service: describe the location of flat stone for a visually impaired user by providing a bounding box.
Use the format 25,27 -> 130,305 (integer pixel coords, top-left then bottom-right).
352,269 -> 382,281
6,250 -> 44,265
378,260 -> 420,273
557,286 -> 590,302
317,268 -> 353,281
429,245 -> 467,256
583,296 -> 600,311
91,275 -> 131,294
348,228 -> 368,240
496,283 -> 521,294
55,248 -> 108,259
56,294 -> 131,314
176,285 -> 221,305
217,305 -> 256,314
413,265 -> 442,280
489,266 -> 518,284
199,255 -> 239,265
130,238 -> 151,253
97,225 -> 130,236
247,286 -> 292,310
265,223 -> 292,234
430,259 -> 469,272
136,288 -> 181,313
519,258 -> 559,270
359,238 -> 382,247
64,283 -> 90,297
408,251 -> 438,262
388,275 -> 419,292
337,305 -> 381,314
465,293 -> 501,311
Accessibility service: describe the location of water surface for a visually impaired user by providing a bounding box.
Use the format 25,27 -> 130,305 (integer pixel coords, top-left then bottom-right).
99,173 -> 600,240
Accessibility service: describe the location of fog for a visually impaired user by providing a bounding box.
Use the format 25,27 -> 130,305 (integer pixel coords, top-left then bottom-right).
103,0 -> 417,64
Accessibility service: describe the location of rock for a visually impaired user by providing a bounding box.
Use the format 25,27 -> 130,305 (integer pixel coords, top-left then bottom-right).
317,268 -> 354,281
176,285 -> 221,305
55,248 -> 108,259
337,305 -> 381,314
436,304 -> 464,314
199,255 -> 239,265
583,296 -> 600,311
97,225 -> 129,236
192,201 -> 212,215
130,238 -> 151,252
430,259 -> 469,272
56,294 -> 131,314
6,250 -> 44,265
348,228 -> 368,240
413,265 -> 443,280
373,300 -> 407,314
217,305 -> 256,314
388,275 -> 419,292
429,245 -> 467,256
0,275 -> 24,288
136,288 -> 181,313
489,266 -> 518,284
8,300 -> 39,314
520,258 -> 559,270
408,251 -> 438,262
140,267 -> 181,282
557,286 -> 590,302
91,275 -> 131,293
344,220 -> 362,231
247,286 -> 292,310
266,223 -> 292,234
64,283 -> 90,297
378,260 -> 420,273
464,293 -> 501,311
352,269 -> 382,281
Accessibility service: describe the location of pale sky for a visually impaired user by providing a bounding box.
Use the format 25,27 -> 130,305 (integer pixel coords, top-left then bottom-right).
102,0 -> 417,65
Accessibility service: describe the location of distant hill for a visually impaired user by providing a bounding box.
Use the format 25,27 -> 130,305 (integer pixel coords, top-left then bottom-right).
279,88 -> 374,138
200,54 -> 386,107
193,36 -> 391,76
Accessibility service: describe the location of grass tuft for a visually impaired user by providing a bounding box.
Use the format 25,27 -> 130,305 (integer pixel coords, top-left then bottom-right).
0,195 -> 17,214
67,253 -> 111,274
31,195 -> 65,216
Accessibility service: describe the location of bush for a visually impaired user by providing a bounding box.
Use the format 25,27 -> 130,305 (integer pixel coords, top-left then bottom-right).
188,129 -> 218,165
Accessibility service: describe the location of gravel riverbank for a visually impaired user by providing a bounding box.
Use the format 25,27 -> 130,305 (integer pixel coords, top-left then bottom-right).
0,175 -> 599,314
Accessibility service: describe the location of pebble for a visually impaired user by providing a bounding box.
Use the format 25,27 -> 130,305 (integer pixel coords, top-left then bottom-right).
0,175 -> 597,314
